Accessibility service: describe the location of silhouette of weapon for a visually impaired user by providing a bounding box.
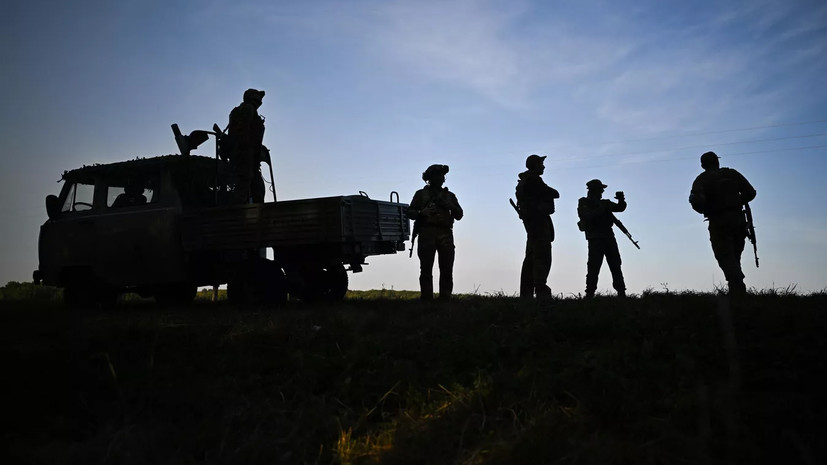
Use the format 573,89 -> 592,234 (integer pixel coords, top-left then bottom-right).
612,215 -> 640,249
509,198 -> 521,218
744,202 -> 758,267
409,221 -> 418,258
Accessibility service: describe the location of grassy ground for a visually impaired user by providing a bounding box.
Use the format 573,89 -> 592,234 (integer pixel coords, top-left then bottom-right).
1,288 -> 825,464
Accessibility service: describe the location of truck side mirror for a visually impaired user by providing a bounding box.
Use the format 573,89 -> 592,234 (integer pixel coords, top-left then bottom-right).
45,195 -> 60,220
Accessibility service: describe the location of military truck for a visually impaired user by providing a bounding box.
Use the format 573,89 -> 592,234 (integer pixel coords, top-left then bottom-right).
33,124 -> 410,307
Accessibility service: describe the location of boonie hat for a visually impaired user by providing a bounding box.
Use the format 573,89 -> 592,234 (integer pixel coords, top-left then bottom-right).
586,179 -> 608,190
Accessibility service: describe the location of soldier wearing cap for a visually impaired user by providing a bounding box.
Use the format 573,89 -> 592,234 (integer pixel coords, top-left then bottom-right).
515,154 -> 560,300
228,88 -> 266,204
689,151 -> 756,296
577,179 -> 627,298
407,164 -> 464,301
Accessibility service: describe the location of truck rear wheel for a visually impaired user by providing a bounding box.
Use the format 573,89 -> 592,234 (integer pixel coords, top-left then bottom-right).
228,258 -> 287,307
155,283 -> 197,306
292,263 -> 348,302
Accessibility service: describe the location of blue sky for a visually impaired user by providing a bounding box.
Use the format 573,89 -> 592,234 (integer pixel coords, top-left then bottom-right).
2,0 -> 826,295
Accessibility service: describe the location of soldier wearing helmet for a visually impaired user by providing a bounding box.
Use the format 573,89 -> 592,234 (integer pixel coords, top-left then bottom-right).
227,88 -> 266,204
407,164 -> 464,301
577,179 -> 627,298
689,151 -> 756,296
515,154 -> 560,301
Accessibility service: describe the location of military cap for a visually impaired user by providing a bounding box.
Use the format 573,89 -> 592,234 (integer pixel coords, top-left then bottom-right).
525,154 -> 547,169
243,88 -> 265,103
586,179 -> 607,190
700,151 -> 719,166
422,164 -> 449,181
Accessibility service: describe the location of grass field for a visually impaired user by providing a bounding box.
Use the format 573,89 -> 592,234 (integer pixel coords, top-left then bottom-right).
2,284 -> 825,464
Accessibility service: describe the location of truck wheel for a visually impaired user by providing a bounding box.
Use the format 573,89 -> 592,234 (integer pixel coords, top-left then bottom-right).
64,285 -> 95,308
228,258 -> 287,307
324,264 -> 348,301
294,263 -> 348,302
155,283 -> 197,306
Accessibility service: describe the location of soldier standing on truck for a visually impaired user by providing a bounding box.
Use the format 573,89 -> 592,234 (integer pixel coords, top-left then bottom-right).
407,164 -> 463,301
515,154 -> 560,301
228,88 -> 266,204
689,151 -> 757,296
577,179 -> 627,298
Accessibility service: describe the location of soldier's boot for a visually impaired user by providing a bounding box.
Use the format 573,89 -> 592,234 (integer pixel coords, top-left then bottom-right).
728,280 -> 747,297
420,277 -> 434,301
616,288 -> 626,298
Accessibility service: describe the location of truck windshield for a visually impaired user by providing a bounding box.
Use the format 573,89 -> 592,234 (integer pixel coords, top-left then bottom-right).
61,182 -> 94,212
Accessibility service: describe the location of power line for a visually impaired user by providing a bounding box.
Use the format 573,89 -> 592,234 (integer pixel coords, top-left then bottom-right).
550,132 -> 827,163
616,119 -> 827,143
561,144 -> 827,171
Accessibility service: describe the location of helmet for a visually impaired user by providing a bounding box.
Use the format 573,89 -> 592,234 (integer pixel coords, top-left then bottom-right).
700,151 -> 719,168
422,164 -> 449,181
586,179 -> 607,190
525,154 -> 546,170
243,88 -> 265,103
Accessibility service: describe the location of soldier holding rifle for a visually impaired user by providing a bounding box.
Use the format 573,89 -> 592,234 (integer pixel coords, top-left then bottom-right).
513,154 -> 560,301
407,164 -> 463,301
577,179 -> 631,298
689,151 -> 757,296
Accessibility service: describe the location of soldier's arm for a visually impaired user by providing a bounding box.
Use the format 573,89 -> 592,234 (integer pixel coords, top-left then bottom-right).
736,171 -> 757,203
611,198 -> 627,212
689,175 -> 706,214
407,190 -> 425,220
448,191 -> 463,221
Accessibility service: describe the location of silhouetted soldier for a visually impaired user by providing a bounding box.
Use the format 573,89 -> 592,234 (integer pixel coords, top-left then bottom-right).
228,88 -> 266,204
407,164 -> 463,301
112,182 -> 147,208
515,154 -> 560,300
577,179 -> 627,298
689,151 -> 756,296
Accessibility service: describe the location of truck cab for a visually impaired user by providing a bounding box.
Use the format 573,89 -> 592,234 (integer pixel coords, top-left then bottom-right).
36,155 -> 223,306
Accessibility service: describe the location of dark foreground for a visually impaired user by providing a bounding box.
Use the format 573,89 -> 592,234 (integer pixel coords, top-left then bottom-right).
2,290 -> 825,465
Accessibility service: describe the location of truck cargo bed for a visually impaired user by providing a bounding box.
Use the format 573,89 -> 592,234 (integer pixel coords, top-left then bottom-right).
182,195 -> 410,255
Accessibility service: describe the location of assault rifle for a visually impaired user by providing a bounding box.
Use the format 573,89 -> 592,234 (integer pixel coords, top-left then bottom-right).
744,202 -> 758,267
409,221 -> 418,258
611,214 -> 640,249
509,198 -> 521,218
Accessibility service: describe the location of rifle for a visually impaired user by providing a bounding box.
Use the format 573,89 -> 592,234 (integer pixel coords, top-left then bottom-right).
409,221 -> 418,258
744,202 -> 758,267
509,198 -> 521,218
612,215 -> 640,249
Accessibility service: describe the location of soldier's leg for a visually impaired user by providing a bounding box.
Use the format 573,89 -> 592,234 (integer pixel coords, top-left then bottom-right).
585,239 -> 604,296
605,238 -> 626,295
436,231 -> 455,300
709,225 -> 745,290
231,150 -> 255,204
520,237 -> 535,298
251,170 -> 265,203
417,234 -> 437,300
532,239 -> 552,299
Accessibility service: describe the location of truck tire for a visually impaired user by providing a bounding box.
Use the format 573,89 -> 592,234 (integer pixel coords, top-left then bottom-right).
64,285 -> 95,308
292,263 -> 348,302
228,258 -> 287,307
155,283 -> 197,306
